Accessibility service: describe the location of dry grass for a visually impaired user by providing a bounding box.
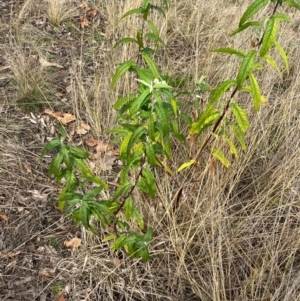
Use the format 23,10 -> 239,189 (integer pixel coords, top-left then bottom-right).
0,0 -> 300,300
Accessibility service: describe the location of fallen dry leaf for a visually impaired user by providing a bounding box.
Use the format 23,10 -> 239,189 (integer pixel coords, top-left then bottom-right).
0,251 -> 20,258
0,212 -> 8,221
85,138 -> 99,147
58,113 -> 76,125
44,109 -> 76,125
64,237 -> 82,248
23,163 -> 32,174
6,260 -> 17,269
56,294 -> 66,301
114,257 -> 121,267
39,57 -> 63,69
96,141 -> 114,153
86,8 -> 98,18
79,1 -> 89,9
76,122 -> 91,135
39,268 -> 55,278
80,16 -> 89,28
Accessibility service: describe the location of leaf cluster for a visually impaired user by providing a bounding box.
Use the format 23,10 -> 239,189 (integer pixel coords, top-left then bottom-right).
42,0 -> 299,262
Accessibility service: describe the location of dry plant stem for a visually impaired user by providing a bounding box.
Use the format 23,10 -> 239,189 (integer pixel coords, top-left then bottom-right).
172,87 -> 238,211
113,156 -> 145,217
173,1 -> 282,208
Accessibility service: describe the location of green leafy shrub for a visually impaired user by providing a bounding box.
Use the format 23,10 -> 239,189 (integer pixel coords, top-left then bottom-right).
42,0 -> 299,262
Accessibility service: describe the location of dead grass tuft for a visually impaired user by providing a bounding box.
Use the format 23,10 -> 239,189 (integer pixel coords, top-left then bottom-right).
45,0 -> 79,26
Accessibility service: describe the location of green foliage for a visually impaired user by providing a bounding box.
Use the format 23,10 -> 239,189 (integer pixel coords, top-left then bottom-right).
42,0 -> 299,262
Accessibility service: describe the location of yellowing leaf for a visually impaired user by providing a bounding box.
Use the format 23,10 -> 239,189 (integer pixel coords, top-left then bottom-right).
211,147 -> 231,168
178,159 -> 195,172
64,237 -> 82,248
102,233 -> 117,242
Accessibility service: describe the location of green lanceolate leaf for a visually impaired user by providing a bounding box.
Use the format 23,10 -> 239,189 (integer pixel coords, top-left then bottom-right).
113,181 -> 132,201
147,19 -> 160,42
207,79 -> 236,110
89,207 -> 107,228
230,21 -> 263,36
41,138 -> 61,158
154,98 -> 169,137
212,48 -> 246,58
73,202 -> 91,230
142,0 -> 150,10
132,206 -> 144,229
274,40 -> 289,73
112,233 -> 127,250
211,147 -> 231,168
49,152 -> 64,178
230,103 -> 249,133
114,38 -> 139,49
73,158 -> 108,188
124,197 -> 134,221
150,4 -> 166,17
64,169 -> 78,192
120,151 -> 143,183
232,124 -> 247,151
114,96 -> 129,110
128,88 -> 151,117
136,68 -> 156,83
120,131 -> 132,158
121,8 -> 143,19
58,191 -> 82,212
63,192 -> 82,215
60,145 -> 71,169
285,0 -> 300,10
237,50 -> 256,89
249,73 -> 261,112
92,200 -> 120,215
68,145 -> 89,159
111,60 -> 136,89
239,0 -> 269,27
224,137 -> 238,159
171,119 -> 185,141
58,124 -> 67,141
143,227 -> 153,243
138,167 -> 156,198
263,54 -> 281,75
259,17 -> 277,57
136,30 -> 144,47
273,12 -> 292,23
190,109 -> 220,135
127,127 -> 146,156
142,53 -> 160,78
82,186 -> 103,202
145,142 -> 157,166
170,98 -> 178,117
162,135 -> 172,158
